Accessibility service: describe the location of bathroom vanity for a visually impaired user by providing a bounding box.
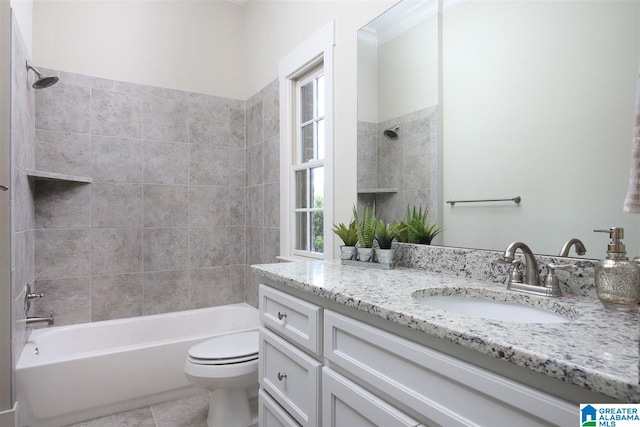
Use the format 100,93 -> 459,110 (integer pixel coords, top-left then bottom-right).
253,250 -> 638,426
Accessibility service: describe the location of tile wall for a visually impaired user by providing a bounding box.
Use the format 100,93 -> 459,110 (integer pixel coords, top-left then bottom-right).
244,80 -> 280,307
10,14 -> 35,383
357,106 -> 439,225
32,69 -> 253,325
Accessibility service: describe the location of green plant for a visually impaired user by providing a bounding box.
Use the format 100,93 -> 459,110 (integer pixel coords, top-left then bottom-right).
404,205 -> 442,245
313,195 -> 325,252
376,220 -> 400,249
393,220 -> 409,243
332,220 -> 358,246
352,204 -> 377,248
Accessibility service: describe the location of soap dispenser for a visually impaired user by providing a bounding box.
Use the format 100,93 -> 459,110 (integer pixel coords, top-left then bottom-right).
593,227 -> 640,311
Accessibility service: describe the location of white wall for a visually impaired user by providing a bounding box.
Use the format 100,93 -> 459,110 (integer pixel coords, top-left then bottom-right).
357,41 -> 378,123
377,15 -> 438,122
32,1 -> 246,99
443,0 -> 640,257
10,0 -> 31,56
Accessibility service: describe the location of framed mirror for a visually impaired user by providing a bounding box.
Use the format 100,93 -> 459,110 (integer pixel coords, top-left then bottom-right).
357,0 -> 440,227
358,0 -> 640,258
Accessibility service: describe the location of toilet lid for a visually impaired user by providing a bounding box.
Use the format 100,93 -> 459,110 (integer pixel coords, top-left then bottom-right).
188,330 -> 258,361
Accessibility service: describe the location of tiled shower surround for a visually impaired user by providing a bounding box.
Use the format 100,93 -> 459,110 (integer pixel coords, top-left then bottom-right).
245,80 -> 280,307
29,69 -> 279,325
358,106 -> 439,225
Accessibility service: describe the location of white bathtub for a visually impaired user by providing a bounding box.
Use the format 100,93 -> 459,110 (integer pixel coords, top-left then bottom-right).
16,303 -> 259,427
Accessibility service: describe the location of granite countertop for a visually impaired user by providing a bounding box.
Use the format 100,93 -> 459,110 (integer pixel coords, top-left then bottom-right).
251,260 -> 640,402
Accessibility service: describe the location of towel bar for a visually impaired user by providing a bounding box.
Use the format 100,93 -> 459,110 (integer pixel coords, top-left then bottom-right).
446,196 -> 521,206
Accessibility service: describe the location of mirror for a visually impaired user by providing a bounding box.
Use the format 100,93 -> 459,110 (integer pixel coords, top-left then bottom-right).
357,0 -> 440,230
358,0 -> 640,258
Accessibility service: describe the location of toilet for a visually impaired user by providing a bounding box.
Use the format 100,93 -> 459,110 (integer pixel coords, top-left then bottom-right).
184,330 -> 259,427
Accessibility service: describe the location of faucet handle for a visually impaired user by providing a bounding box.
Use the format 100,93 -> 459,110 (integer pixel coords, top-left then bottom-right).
509,260 -> 523,283
543,263 -> 576,297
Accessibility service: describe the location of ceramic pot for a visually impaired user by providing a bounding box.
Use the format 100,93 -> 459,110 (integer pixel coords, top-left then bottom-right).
375,248 -> 395,265
357,247 -> 374,262
340,246 -> 356,260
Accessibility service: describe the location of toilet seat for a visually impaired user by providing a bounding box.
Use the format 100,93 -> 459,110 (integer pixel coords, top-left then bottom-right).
188,330 -> 258,366
183,329 -> 260,426
188,353 -> 258,365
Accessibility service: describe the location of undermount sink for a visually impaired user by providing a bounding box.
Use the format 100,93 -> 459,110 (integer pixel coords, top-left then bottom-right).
412,288 -> 574,324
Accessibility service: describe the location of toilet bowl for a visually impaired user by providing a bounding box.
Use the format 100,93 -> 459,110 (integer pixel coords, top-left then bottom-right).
184,330 -> 259,427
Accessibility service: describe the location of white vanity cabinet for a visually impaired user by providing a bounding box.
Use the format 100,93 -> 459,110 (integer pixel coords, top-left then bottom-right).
259,285 -> 323,427
259,389 -> 303,427
323,310 -> 576,426
258,283 -> 578,427
322,367 -> 421,427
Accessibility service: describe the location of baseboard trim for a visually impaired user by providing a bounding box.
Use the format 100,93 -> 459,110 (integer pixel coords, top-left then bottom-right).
0,401 -> 17,427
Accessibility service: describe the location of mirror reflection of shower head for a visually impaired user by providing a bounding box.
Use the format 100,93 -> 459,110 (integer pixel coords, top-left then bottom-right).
26,61 -> 59,89
383,125 -> 400,140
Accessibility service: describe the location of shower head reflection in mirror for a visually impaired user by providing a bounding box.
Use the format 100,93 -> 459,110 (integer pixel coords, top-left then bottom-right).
26,61 -> 59,89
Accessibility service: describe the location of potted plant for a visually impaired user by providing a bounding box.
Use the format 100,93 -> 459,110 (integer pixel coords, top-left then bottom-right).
375,220 -> 400,264
393,220 -> 408,243
353,204 -> 377,262
332,220 -> 358,260
404,205 -> 442,245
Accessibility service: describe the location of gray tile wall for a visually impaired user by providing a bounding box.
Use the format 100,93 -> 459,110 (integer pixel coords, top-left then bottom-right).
245,80 -> 280,307
357,106 -> 439,226
10,14 -> 35,391
357,121 -> 377,191
32,69 -> 249,325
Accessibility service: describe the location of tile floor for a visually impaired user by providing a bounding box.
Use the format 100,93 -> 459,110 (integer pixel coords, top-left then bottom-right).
65,391 -> 258,427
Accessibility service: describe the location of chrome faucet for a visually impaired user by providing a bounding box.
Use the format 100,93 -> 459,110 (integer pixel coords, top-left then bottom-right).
23,283 -> 53,326
26,316 -> 54,326
497,241 -> 575,297
499,241 -> 540,286
559,238 -> 586,257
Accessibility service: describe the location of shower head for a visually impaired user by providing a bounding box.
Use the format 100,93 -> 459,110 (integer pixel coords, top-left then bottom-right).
383,125 -> 400,140
26,62 -> 59,89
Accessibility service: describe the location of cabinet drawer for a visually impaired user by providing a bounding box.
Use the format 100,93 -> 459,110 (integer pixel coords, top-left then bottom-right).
324,310 -> 576,427
260,284 -> 322,354
259,389 -> 301,427
322,367 -> 420,427
260,327 -> 322,427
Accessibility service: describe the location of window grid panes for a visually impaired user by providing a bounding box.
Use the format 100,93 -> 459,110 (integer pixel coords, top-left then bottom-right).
293,66 -> 325,257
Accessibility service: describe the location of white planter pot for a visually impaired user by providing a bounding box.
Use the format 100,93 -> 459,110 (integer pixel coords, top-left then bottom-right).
375,248 -> 395,265
340,246 -> 357,260
357,247 -> 374,262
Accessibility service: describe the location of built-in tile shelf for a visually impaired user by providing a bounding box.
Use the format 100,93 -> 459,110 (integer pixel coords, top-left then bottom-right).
357,188 -> 398,194
26,169 -> 92,183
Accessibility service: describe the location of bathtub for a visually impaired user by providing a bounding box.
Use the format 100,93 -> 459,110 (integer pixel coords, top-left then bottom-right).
16,303 -> 259,427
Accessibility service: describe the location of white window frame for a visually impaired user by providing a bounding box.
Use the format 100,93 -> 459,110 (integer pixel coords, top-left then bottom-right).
292,66 -> 325,259
279,21 -> 335,261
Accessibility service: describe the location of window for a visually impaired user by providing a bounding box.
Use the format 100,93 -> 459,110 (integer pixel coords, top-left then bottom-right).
279,21 -> 335,261
293,67 -> 325,257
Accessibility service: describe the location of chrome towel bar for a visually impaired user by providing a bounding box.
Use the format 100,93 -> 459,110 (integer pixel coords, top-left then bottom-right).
446,196 -> 521,206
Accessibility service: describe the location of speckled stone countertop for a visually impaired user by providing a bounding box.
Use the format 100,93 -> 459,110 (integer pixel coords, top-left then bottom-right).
251,260 -> 639,402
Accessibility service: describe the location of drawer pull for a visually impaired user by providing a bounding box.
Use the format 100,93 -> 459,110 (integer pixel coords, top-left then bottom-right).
277,372 -> 287,381
277,311 -> 287,321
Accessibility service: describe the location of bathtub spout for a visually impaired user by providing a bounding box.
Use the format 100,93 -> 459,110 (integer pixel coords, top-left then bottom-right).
26,315 -> 54,326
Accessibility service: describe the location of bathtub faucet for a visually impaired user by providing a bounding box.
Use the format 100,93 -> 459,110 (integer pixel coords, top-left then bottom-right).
26,315 -> 54,327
